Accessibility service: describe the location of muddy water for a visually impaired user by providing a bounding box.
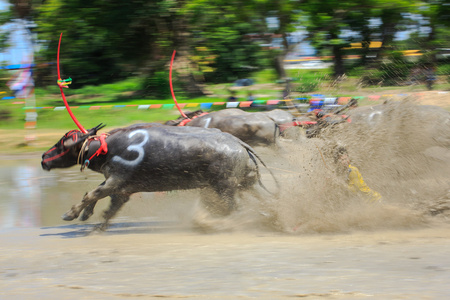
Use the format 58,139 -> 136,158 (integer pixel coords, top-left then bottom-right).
0,157 -> 103,229
1,100 -> 450,299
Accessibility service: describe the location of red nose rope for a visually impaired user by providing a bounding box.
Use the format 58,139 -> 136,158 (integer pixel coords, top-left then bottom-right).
57,33 -> 88,134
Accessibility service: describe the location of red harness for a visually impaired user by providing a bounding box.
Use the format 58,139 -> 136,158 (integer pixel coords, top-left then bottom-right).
42,147 -> 70,164
178,112 -> 209,126
42,130 -> 79,164
279,121 -> 317,132
81,133 -> 109,170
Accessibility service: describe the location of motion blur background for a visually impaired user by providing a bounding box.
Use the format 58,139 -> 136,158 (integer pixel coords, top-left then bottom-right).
0,0 -> 448,97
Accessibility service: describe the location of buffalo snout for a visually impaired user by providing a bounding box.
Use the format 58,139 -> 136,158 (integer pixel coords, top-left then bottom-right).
41,160 -> 51,171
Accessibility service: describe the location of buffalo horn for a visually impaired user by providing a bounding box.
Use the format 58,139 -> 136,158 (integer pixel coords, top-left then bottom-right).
88,123 -> 106,136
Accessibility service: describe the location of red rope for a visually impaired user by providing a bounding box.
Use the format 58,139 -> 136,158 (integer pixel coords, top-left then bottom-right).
170,50 -> 188,119
42,148 -> 70,164
81,133 -> 109,170
57,33 -> 87,134
87,133 -> 108,162
279,121 -> 317,132
178,112 -> 209,126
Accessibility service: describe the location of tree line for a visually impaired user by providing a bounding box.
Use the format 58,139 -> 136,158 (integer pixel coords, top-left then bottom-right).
3,0 -> 449,97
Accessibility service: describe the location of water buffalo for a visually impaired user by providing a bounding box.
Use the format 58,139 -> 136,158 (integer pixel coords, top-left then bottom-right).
41,123 -> 273,230
166,109 -> 280,147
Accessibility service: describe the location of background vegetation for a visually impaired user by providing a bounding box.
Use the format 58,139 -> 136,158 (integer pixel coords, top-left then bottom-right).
1,0 -> 448,93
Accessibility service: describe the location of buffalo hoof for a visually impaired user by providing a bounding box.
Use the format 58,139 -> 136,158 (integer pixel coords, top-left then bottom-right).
61,212 -> 76,221
92,222 -> 109,232
80,202 -> 96,221
80,210 -> 93,221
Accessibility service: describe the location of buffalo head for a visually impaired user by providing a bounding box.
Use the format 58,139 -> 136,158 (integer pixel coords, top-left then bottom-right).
41,124 -> 105,171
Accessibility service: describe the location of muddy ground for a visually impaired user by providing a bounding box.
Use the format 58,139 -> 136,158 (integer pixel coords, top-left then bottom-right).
2,227 -> 450,299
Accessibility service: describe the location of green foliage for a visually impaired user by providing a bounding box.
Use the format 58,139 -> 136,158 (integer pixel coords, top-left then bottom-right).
0,11 -> 12,25
185,2 -> 268,83
0,69 -> 10,90
296,81 -> 319,93
252,69 -> 278,83
33,0 -> 281,88
346,66 -> 368,77
293,70 -> 329,93
359,55 -> 414,86
435,62 -> 450,84
8,0 -> 446,92
36,0 -> 178,87
437,63 -> 450,76
301,0 -> 422,77
0,10 -> 13,52
141,71 -> 171,99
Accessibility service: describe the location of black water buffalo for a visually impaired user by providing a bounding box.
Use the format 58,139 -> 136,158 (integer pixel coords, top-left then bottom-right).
166,109 -> 280,147
41,123 -> 273,230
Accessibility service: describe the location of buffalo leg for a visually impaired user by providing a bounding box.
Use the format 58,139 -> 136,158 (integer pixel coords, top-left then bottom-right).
62,179 -> 120,221
218,188 -> 237,215
80,201 -> 97,221
96,194 -> 130,231
199,187 -> 235,216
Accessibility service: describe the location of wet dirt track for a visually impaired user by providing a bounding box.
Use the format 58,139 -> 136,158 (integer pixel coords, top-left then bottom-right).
2,226 -> 450,299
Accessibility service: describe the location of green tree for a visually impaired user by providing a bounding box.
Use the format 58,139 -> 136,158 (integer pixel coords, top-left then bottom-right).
36,0 -> 178,88
368,0 -> 417,62
35,0 -> 274,92
182,0 -> 269,83
0,11 -> 12,53
301,0 -> 360,77
301,0 -> 419,77
256,0 -> 302,79
420,0 -> 450,60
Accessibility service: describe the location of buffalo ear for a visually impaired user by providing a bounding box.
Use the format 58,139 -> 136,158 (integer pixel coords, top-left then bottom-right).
62,124 -> 106,149
63,133 -> 90,149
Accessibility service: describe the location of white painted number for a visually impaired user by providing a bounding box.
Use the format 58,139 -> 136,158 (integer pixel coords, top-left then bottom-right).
112,130 -> 149,167
203,117 -> 212,128
368,111 -> 382,126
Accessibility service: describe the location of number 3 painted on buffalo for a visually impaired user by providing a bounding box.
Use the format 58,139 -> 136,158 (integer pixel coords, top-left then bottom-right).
112,130 -> 149,167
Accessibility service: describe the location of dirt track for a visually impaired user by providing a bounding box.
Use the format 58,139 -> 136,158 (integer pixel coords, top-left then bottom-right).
2,225 -> 450,299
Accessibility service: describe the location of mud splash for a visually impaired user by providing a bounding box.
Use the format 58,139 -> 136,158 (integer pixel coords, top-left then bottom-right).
193,98 -> 450,234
